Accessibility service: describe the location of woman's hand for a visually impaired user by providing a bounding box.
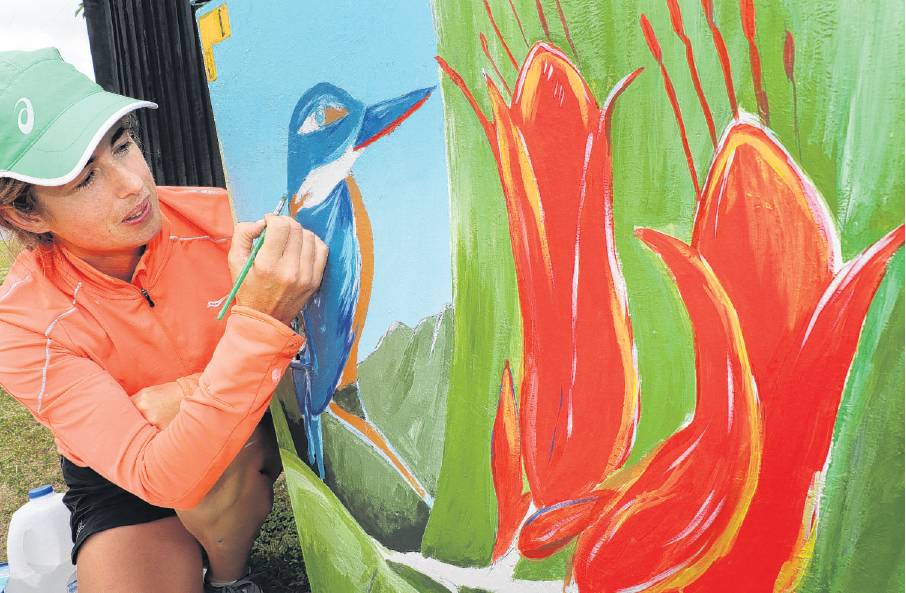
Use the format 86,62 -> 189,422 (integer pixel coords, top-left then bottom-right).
131,374 -> 200,430
227,215 -> 329,325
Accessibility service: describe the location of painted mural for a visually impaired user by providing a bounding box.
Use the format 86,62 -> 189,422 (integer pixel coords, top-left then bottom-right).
198,1 -> 904,591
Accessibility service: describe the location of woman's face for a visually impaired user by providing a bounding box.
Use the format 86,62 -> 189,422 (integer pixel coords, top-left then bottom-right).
31,121 -> 160,265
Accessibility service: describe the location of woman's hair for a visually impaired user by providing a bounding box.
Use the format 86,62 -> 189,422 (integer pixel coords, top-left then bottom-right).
0,114 -> 141,251
0,179 -> 49,249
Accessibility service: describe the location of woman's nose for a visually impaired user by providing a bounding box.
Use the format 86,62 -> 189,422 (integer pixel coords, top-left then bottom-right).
110,159 -> 145,198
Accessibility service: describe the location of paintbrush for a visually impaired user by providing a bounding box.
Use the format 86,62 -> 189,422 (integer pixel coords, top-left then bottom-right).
217,194 -> 289,320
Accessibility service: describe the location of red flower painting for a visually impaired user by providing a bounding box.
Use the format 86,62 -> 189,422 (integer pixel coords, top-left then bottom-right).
439,37 -> 642,559
436,0 -> 904,591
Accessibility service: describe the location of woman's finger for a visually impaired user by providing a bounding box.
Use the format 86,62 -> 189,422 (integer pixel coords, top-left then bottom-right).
311,237 -> 329,288
256,214 -> 292,269
298,229 -> 317,288
281,218 -> 305,278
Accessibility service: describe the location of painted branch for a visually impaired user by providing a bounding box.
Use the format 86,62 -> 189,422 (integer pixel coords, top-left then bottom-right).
382,548 -> 573,593
327,402 -> 434,506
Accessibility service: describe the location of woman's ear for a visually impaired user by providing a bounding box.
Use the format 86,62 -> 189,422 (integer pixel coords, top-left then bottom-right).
0,203 -> 51,235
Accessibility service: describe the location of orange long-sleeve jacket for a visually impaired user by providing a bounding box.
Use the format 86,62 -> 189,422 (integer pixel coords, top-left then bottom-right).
0,186 -> 303,509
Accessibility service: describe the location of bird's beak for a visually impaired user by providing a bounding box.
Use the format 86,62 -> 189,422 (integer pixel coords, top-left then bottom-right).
353,86 -> 434,150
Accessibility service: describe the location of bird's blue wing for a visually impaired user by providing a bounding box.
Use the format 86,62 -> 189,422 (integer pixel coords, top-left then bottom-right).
293,181 -> 360,416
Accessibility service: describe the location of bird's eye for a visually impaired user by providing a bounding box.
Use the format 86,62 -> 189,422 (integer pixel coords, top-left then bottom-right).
299,111 -> 322,135
298,103 -> 349,136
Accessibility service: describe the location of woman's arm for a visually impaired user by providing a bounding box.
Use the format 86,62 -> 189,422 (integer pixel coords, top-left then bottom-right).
130,373 -> 201,430
0,305 -> 301,509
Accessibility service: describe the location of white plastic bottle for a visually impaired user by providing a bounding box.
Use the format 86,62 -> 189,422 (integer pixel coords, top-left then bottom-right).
6,485 -> 77,593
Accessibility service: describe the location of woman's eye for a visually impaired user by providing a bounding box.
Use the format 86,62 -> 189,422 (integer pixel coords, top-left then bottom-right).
115,139 -> 132,154
75,170 -> 95,190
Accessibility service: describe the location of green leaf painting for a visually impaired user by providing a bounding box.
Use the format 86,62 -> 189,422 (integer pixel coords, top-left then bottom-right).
201,0 -> 903,590
272,400 -> 421,593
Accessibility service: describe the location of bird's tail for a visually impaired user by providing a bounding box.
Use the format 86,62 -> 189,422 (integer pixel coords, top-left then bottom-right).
305,408 -> 326,479
291,360 -> 327,479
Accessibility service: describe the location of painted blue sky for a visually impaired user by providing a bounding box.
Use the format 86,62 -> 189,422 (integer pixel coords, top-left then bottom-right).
200,0 -> 451,360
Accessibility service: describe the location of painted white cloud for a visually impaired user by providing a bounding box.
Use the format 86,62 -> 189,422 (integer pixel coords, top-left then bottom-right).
0,0 -> 94,79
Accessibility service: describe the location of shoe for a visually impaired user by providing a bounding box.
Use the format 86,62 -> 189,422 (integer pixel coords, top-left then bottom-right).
203,573 -> 264,593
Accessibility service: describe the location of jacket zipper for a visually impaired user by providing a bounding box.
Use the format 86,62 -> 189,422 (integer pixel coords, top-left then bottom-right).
139,287 -> 155,307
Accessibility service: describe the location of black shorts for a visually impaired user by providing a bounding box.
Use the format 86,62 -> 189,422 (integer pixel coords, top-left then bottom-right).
61,457 -> 176,564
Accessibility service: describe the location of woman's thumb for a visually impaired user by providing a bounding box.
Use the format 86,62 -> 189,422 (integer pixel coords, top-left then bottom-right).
230,219 -> 266,261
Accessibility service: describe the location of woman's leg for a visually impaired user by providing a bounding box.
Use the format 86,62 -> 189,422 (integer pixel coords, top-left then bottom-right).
176,418 -> 281,583
76,515 -> 203,593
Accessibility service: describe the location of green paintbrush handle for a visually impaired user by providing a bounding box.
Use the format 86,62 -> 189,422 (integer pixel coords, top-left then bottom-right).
216,194 -> 288,320
216,228 -> 267,320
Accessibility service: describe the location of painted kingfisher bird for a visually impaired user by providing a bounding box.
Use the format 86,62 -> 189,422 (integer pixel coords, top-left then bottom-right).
286,82 -> 433,479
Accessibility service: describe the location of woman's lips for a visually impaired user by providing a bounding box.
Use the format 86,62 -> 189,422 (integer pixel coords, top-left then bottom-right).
122,197 -> 150,225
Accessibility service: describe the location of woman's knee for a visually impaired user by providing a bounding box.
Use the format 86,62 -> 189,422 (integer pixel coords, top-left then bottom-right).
175,471 -> 273,569
213,443 -> 275,512
179,456 -> 275,543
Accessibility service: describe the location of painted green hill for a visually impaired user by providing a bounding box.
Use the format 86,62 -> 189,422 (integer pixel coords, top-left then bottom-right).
277,306 -> 453,552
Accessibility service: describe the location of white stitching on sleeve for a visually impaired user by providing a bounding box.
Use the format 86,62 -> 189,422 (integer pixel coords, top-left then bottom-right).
37,282 -> 82,412
207,294 -> 227,308
0,274 -> 32,303
169,234 -> 229,243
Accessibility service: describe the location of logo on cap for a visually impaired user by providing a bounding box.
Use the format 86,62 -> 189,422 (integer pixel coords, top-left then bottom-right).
15,97 -> 34,135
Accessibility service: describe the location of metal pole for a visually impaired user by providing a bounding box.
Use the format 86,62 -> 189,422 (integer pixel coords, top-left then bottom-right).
82,0 -> 226,188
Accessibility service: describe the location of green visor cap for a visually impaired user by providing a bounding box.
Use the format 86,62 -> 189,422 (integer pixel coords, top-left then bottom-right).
0,47 -> 156,186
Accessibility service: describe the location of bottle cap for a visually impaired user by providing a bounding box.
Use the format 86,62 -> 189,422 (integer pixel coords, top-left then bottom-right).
27,484 -> 53,499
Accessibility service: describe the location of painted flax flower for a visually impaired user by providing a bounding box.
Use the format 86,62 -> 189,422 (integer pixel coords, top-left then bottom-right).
640,1 -> 905,590
685,117 -> 904,593
436,5 -> 642,560
436,5 -> 763,590
516,226 -> 763,593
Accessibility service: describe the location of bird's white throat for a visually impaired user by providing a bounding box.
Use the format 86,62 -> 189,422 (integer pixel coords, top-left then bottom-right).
293,147 -> 360,211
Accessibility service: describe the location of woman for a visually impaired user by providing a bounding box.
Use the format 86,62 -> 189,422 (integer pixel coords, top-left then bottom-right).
0,48 -> 326,593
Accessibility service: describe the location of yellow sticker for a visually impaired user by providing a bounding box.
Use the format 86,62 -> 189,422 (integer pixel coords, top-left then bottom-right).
198,4 -> 232,82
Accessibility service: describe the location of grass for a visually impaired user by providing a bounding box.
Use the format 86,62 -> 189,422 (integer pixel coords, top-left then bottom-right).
0,248 -> 310,591
0,391 -> 67,548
